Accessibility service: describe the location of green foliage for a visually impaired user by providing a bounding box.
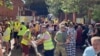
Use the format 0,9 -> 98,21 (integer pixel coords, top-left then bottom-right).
45,0 -> 61,16
61,0 -> 79,13
92,5 -> 100,22
45,0 -> 80,16
5,0 -> 13,10
24,0 -> 34,4
45,0 -> 99,17
24,0 -> 100,18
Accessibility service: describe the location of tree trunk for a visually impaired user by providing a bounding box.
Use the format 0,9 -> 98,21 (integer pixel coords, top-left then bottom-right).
88,9 -> 92,24
73,12 -> 76,23
59,12 -> 63,22
65,12 -> 68,21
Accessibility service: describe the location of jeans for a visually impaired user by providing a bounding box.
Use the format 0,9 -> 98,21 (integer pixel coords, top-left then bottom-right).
44,49 -> 54,56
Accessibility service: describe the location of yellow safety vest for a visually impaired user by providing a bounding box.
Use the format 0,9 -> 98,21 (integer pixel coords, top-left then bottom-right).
14,22 -> 20,32
10,21 -> 14,30
18,25 -> 27,36
21,29 -> 31,45
3,27 -> 11,42
43,31 -> 54,50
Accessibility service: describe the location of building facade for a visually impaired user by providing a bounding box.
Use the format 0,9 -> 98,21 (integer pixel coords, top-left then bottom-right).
0,0 -> 23,20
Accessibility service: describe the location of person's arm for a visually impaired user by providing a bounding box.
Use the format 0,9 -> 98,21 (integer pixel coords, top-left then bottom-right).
0,34 -> 2,44
36,33 -> 49,45
54,33 -> 58,43
93,29 -> 97,36
36,38 -> 44,45
66,30 -> 71,44
66,35 -> 71,44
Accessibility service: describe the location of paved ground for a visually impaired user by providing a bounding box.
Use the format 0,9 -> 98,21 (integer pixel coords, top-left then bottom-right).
2,39 -> 84,56
76,48 -> 84,56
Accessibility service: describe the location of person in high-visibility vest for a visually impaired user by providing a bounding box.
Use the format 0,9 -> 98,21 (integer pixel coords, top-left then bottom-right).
8,18 -> 14,51
21,26 -> 34,56
36,24 -> 54,56
13,19 -> 21,47
3,22 -> 11,55
18,22 -> 27,47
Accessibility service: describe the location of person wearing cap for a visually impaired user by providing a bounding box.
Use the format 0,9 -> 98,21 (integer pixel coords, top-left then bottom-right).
36,24 -> 54,56
21,25 -> 34,56
3,23 -> 11,55
54,24 -> 67,56
83,36 -> 100,56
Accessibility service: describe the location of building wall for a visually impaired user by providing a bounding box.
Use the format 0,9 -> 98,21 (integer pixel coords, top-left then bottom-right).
0,0 -> 23,19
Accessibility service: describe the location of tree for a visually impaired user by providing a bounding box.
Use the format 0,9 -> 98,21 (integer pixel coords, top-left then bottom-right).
92,5 -> 100,22
24,0 -> 100,22
45,0 -> 80,20
61,0 -> 79,13
4,0 -> 13,10
0,0 -> 3,6
78,0 -> 100,23
45,0 -> 61,16
60,0 -> 80,22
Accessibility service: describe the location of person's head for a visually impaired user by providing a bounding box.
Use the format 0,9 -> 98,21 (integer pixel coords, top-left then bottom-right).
60,24 -> 66,32
69,22 -> 74,28
5,22 -> 10,29
77,25 -> 82,29
21,22 -> 25,25
95,23 -> 100,36
89,24 -> 94,29
91,36 -> 100,53
41,24 -> 47,33
35,21 -> 39,24
29,26 -> 34,32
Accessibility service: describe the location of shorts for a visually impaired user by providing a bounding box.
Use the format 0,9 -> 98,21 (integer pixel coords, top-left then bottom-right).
13,32 -> 19,39
22,44 -> 29,55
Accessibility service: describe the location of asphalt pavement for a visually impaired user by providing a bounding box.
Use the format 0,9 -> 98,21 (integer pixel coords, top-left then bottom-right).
2,39 -> 84,56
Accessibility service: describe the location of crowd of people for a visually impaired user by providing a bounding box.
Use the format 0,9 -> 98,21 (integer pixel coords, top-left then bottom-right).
0,17 -> 100,56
